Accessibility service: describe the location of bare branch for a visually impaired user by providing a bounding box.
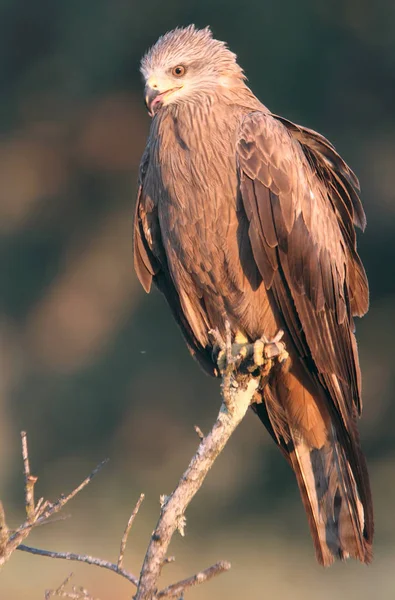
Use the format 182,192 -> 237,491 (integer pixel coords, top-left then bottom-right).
21,431 -> 37,522
118,493 -> 145,570
0,501 -> 9,554
2,430 -> 142,590
0,433 -> 108,569
135,368 -> 259,599
18,544 -> 138,586
156,561 -> 232,599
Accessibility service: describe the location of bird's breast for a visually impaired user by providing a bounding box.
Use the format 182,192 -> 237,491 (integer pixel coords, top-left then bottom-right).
145,106 -> 273,341
152,110 -> 240,273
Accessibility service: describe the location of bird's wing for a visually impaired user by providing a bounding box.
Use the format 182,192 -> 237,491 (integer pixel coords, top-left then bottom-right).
134,145 -> 156,292
236,111 -> 368,429
273,114 -> 369,319
134,147 -> 215,375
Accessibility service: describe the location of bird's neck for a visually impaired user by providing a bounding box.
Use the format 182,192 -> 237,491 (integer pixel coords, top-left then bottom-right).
154,84 -> 264,142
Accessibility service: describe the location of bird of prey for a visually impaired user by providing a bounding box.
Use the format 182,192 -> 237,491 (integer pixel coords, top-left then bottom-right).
134,25 -> 373,566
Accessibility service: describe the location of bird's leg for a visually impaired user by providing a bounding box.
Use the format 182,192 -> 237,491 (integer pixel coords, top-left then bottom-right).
209,326 -> 288,378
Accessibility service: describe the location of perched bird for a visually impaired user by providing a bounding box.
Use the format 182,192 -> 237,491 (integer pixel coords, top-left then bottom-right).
134,25 -> 373,566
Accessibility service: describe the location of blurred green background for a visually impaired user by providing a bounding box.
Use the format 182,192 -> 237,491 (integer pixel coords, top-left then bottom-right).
1,1 -> 395,598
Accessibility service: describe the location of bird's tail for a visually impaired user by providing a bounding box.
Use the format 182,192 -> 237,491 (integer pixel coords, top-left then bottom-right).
287,422 -> 373,566
256,371 -> 373,566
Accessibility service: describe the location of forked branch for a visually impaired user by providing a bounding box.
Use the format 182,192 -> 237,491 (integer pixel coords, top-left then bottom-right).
1,324 -> 282,599
0,432 -> 108,569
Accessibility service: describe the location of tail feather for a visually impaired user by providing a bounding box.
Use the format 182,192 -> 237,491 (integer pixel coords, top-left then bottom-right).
255,370 -> 373,566
287,425 -> 372,566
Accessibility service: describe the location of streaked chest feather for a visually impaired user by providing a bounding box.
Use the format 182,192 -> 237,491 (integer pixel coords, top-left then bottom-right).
143,99 -> 263,303
148,104 -> 240,225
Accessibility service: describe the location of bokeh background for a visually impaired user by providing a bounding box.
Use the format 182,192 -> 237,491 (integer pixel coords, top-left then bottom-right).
1,1 -> 395,598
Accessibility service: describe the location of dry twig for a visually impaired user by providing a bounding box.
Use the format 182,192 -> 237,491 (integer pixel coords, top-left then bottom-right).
156,561 -> 231,599
45,573 -> 98,600
0,432 -> 107,568
17,544 -> 138,586
193,425 -> 204,441
135,339 -> 260,599
17,492 -> 145,586
0,432 -> 139,586
17,492 -> 146,586
118,493 -> 145,570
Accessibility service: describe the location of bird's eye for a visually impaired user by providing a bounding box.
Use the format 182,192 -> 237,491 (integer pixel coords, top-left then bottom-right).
172,65 -> 186,77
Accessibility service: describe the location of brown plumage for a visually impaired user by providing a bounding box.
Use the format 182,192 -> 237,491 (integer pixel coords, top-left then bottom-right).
134,25 -> 373,565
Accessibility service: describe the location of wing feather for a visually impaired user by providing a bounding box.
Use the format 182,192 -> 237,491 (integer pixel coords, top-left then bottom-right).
133,148 -> 215,375
237,112 -> 367,429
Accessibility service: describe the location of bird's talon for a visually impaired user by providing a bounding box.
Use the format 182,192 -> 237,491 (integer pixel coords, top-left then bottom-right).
212,327 -> 287,376
253,339 -> 265,366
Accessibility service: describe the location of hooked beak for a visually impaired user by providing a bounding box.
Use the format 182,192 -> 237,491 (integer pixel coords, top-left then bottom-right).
144,86 -> 161,117
144,85 -> 180,117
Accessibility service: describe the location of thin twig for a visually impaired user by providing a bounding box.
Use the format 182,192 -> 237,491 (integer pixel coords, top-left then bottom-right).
21,431 -> 30,478
158,555 -> 176,578
45,572 -> 74,599
10,513 -> 71,537
18,544 -> 139,586
21,431 -> 37,521
9,459 -> 108,544
156,561 -> 231,599
45,573 -> 98,600
0,433 -> 109,569
33,459 -> 109,526
0,500 -> 9,553
118,493 -> 145,570
161,556 -> 176,570
194,426 -> 204,441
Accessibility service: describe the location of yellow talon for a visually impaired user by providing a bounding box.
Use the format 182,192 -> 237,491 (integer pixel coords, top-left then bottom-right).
253,340 -> 265,366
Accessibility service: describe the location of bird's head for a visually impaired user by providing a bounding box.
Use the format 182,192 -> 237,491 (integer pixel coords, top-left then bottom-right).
140,25 -> 245,117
